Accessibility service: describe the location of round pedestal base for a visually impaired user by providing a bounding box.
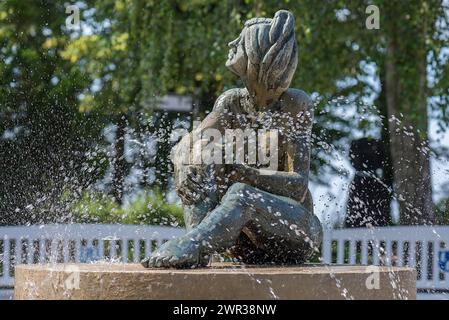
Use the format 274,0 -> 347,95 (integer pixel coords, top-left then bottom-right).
14,263 -> 416,300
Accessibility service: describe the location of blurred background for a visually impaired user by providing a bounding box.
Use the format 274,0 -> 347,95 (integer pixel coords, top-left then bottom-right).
0,0 -> 448,229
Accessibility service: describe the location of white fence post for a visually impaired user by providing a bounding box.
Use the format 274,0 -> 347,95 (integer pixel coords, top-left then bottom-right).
2,238 -> 11,282
321,228 -> 332,264
133,239 -> 140,263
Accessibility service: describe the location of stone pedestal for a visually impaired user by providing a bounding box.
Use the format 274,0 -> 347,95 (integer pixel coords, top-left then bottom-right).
14,263 -> 416,300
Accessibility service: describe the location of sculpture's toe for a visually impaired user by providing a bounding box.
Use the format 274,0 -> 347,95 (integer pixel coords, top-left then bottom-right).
161,256 -> 171,267
141,256 -> 159,268
140,236 -> 208,269
141,257 -> 150,268
169,256 -> 179,265
154,257 -> 164,268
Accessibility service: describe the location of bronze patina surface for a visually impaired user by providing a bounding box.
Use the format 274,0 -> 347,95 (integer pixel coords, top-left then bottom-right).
143,10 -> 322,269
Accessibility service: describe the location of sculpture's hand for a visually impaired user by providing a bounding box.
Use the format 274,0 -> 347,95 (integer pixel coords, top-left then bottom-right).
176,165 -> 208,205
227,163 -> 308,203
227,164 -> 248,183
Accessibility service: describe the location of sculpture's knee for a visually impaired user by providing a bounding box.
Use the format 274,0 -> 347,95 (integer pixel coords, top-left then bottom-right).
221,182 -> 251,207
228,182 -> 250,194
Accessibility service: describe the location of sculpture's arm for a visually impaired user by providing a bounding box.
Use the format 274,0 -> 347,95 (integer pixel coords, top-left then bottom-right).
174,90 -> 235,204
231,92 -> 313,203
230,129 -> 311,203
231,165 -> 308,202
173,115 -> 221,205
172,109 -> 223,170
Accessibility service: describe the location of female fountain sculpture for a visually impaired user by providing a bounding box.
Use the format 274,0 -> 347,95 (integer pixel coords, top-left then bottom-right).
142,10 -> 322,268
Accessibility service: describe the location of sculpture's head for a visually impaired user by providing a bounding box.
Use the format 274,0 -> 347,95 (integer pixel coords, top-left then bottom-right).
225,10 -> 298,108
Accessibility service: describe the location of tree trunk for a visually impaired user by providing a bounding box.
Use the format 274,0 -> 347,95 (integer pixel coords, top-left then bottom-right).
112,115 -> 127,205
377,68 -> 394,222
384,4 -> 435,225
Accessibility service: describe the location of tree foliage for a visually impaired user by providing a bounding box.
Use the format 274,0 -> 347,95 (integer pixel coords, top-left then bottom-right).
1,0 -> 448,225
0,0 -> 103,224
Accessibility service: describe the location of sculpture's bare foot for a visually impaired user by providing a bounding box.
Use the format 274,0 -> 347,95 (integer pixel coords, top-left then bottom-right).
141,236 -> 209,269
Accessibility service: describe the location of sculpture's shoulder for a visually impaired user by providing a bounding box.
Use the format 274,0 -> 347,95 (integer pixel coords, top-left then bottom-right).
279,88 -> 314,117
212,88 -> 243,114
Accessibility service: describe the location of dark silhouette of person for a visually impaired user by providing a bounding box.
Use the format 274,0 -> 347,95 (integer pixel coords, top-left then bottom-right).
344,138 -> 392,228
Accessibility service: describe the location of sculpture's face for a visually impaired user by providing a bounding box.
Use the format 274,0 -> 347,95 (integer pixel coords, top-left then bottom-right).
225,32 -> 247,78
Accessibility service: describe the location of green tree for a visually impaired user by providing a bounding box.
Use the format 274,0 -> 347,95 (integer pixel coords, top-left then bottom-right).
245,0 -> 449,224
58,0 -> 150,204
293,0 -> 448,224
63,0 -> 449,225
0,0 -> 102,224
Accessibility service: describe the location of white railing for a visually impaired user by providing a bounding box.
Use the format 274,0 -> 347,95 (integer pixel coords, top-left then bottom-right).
0,224 -> 185,288
321,226 -> 449,293
3,224 -> 449,299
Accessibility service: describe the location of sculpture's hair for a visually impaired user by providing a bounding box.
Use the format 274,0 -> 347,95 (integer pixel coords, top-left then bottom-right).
242,10 -> 298,93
